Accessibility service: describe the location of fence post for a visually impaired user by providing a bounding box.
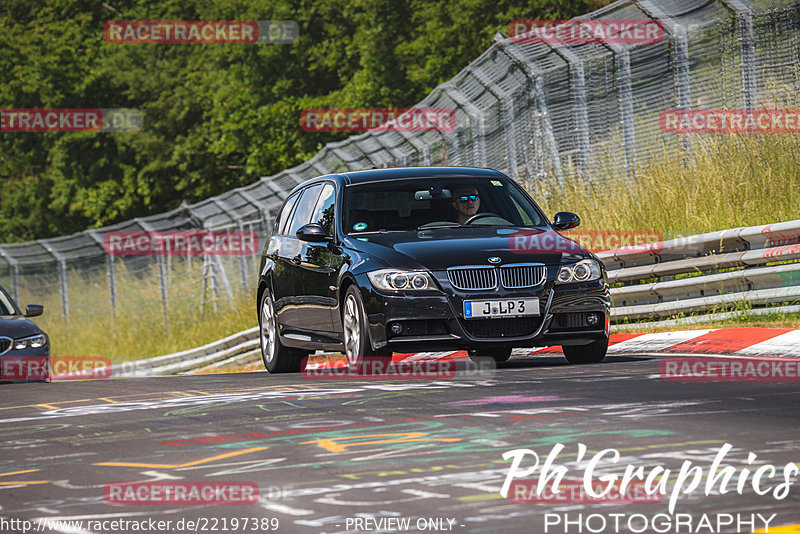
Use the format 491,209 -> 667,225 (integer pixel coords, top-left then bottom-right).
721,0 -> 759,109
0,246 -> 20,305
637,0 -> 693,159
86,230 -> 117,315
397,130 -> 431,166
496,40 -> 564,181
444,83 -> 487,168
212,199 -> 249,293
467,65 -> 520,178
136,220 -> 169,328
39,241 -> 69,321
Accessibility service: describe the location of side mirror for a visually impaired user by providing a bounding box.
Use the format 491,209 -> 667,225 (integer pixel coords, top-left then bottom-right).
25,304 -> 44,317
296,223 -> 331,243
552,212 -> 580,231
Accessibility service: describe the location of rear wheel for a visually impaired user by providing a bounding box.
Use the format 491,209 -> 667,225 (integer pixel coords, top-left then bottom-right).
468,347 -> 512,364
343,286 -> 391,373
259,290 -> 306,373
563,338 -> 608,364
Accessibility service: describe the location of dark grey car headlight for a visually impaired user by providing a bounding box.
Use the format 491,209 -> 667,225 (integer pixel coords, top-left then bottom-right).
13,334 -> 47,350
556,259 -> 602,284
368,269 -> 437,292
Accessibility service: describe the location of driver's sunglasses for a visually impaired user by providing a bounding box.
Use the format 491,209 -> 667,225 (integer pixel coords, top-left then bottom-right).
456,194 -> 479,202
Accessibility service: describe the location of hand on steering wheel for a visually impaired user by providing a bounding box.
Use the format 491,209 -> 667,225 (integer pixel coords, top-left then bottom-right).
464,212 -> 502,224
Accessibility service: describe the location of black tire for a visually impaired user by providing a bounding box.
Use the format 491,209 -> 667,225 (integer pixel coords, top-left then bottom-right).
468,347 -> 512,364
342,286 -> 391,373
258,290 -> 306,373
563,338 -> 608,364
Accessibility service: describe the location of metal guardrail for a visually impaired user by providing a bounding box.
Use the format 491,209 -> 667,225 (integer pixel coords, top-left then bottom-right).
601,219 -> 800,321
110,326 -> 259,377
114,220 -> 800,376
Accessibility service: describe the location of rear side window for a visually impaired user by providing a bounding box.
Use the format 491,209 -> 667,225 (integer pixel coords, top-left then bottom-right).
286,184 -> 323,236
310,183 -> 336,235
276,192 -> 300,235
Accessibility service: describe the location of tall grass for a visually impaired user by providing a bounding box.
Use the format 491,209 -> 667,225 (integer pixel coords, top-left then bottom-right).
26,257 -> 258,363
532,133 -> 800,235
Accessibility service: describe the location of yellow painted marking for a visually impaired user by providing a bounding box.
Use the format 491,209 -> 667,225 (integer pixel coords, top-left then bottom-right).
301,432 -> 461,453
753,525 -> 800,534
457,493 -> 502,503
0,469 -> 40,477
170,391 -> 196,397
187,390 -> 210,395
95,447 -> 268,469
35,403 -> 60,410
97,397 -> 118,403
0,481 -> 49,486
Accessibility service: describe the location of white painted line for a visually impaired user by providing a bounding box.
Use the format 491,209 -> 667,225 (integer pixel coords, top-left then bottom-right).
607,330 -> 715,353
629,352 -> 800,361
736,330 -> 800,357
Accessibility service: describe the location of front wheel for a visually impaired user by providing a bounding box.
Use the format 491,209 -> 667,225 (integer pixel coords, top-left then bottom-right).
342,286 -> 391,373
562,338 -> 608,364
259,291 -> 306,373
468,347 -> 511,364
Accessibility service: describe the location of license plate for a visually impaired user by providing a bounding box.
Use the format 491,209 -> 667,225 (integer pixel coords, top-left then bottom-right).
463,298 -> 539,319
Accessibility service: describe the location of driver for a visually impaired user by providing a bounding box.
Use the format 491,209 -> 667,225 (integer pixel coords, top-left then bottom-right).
450,185 -> 480,224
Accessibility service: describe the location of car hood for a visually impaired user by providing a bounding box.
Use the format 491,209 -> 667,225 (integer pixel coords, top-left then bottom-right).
345,226 -> 587,270
0,316 -> 43,338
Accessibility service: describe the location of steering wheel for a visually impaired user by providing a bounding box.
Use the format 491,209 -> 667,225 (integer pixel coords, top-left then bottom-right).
465,212 -> 504,225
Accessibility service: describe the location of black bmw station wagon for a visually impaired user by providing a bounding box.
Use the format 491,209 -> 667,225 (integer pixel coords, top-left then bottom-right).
256,167 -> 610,373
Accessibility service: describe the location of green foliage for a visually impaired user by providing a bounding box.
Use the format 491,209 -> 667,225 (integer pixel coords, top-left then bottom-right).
0,0 -> 607,242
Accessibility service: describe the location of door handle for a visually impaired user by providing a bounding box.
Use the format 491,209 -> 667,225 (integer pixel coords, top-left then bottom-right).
291,254 -> 302,265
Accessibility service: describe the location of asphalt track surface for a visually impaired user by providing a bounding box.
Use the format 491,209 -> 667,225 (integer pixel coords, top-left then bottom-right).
1,352 -> 799,534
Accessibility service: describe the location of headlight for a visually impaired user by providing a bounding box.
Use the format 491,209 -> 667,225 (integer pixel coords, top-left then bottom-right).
555,259 -> 602,284
368,269 -> 437,292
13,334 -> 47,350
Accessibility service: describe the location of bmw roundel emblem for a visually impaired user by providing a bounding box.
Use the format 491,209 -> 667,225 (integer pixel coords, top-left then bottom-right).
488,256 -> 502,264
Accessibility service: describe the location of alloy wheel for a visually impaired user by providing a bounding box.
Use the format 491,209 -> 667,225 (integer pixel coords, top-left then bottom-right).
343,293 -> 360,364
260,295 -> 277,365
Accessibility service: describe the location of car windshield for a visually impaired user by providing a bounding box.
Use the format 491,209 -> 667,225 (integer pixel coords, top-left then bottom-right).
343,176 -> 547,233
0,289 -> 16,315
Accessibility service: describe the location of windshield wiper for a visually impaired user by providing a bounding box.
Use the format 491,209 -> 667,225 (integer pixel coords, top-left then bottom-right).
416,223 -> 463,230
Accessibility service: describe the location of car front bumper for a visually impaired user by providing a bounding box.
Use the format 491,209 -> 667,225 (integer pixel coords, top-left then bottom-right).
360,277 -> 610,352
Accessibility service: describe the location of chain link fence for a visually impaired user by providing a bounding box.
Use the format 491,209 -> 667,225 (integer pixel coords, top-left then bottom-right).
1,0 -> 798,325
